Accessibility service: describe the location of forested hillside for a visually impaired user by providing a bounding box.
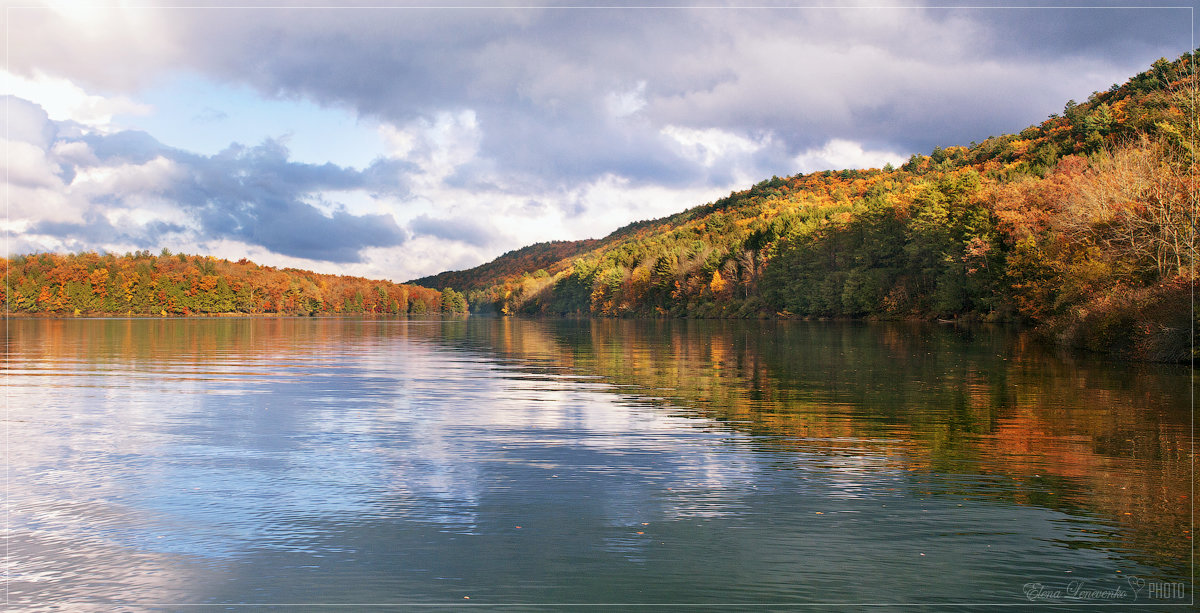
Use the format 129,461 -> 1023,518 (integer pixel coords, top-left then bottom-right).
412,239 -> 600,291
2,250 -> 468,316
449,52 -> 1196,362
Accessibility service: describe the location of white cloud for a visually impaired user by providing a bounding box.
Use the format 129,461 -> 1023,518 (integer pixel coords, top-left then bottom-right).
3,129 -> 78,226
376,237 -> 492,282
0,70 -> 151,127
561,173 -> 731,237
48,140 -> 97,167
7,144 -> 185,241
605,81 -> 647,119
71,156 -> 180,195
6,140 -> 64,189
380,110 -> 481,185
792,139 -> 907,173
660,125 -> 767,167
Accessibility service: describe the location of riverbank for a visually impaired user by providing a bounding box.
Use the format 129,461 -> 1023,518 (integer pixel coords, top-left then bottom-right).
3,311 -> 469,319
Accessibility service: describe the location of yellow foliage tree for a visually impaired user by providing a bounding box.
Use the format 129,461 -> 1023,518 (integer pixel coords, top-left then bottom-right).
709,270 -> 728,295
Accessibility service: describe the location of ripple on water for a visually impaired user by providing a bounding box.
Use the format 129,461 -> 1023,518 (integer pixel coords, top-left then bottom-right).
4,318 -> 1191,607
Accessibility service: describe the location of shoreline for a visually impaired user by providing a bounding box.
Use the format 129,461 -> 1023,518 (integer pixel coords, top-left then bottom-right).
2,311 -> 469,319
10,310 -> 1188,364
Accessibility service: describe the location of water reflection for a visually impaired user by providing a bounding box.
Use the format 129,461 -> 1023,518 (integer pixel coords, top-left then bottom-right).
4,317 -> 1192,607
434,318 -> 1193,582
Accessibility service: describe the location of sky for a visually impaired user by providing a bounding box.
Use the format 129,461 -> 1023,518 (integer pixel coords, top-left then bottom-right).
4,1 -> 1194,283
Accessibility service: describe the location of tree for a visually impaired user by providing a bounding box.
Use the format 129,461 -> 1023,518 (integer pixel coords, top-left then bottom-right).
441,288 -> 468,313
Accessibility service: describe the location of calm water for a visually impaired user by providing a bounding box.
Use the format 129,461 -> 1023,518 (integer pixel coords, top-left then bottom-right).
4,317 -> 1193,608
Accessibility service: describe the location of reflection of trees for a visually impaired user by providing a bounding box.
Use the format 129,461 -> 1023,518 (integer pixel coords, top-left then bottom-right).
463,318 -> 1192,580
10,317 -> 1189,580
6,317 -> 437,371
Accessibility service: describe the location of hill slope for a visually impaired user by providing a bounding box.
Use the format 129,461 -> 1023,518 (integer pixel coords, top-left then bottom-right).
423,52 -> 1197,361
410,239 -> 601,291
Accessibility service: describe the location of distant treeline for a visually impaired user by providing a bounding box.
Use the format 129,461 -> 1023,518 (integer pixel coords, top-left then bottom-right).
2,250 -> 468,316
422,52 -> 1196,362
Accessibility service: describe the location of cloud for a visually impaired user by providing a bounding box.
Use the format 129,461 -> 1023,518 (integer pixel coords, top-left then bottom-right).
793,139 -> 908,173
13,98 -> 410,264
12,7 -> 1190,179
409,214 -> 497,247
380,110 -> 482,183
661,125 -> 767,167
7,140 -> 64,189
165,141 -> 410,262
9,7 -> 1172,179
0,71 -> 151,126
31,212 -> 188,250
6,96 -> 58,147
948,5 -> 1189,61
606,81 -> 647,119
192,107 -> 229,123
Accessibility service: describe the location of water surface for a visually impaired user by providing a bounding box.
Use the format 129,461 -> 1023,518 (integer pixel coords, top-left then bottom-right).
4,317 -> 1192,608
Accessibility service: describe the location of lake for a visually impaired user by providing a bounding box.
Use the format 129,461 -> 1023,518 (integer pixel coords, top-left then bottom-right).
4,317 -> 1192,608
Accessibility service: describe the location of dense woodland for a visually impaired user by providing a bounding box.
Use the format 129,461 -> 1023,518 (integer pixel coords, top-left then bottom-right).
421,53 -> 1196,362
1,250 -> 468,316
413,239 -> 600,292
4,54 -> 1195,360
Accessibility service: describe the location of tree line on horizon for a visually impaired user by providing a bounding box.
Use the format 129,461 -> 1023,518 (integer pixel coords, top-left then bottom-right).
2,249 -> 468,317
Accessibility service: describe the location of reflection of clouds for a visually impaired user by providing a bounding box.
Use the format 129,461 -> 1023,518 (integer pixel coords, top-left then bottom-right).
5,318 -> 801,604
8,528 -> 225,610
10,317 -> 1181,606
355,346 -> 777,534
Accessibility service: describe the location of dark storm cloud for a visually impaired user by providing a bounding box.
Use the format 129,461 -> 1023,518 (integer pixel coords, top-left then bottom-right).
10,4 -> 1195,214
162,140 -> 410,262
944,4 -> 1190,62
27,110 -> 411,263
179,7 -> 516,120
190,194 -> 407,263
152,5 -> 1189,177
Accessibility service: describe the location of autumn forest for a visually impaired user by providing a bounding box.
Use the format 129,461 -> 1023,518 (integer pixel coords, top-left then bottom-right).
5,53 -> 1196,361
3,250 -> 468,317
